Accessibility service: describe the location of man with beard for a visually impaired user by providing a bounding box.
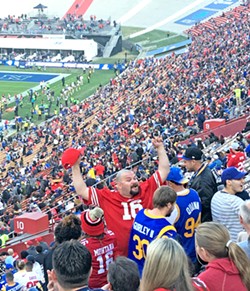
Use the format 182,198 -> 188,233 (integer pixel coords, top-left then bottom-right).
71,137 -> 169,256
128,186 -> 177,276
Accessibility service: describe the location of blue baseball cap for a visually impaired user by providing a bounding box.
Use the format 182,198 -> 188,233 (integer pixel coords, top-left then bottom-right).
221,167 -> 247,183
5,264 -> 13,270
166,167 -> 189,185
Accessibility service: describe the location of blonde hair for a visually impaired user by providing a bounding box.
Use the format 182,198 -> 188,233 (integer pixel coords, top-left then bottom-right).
16,260 -> 26,270
140,238 -> 194,291
7,248 -> 14,256
196,222 -> 250,289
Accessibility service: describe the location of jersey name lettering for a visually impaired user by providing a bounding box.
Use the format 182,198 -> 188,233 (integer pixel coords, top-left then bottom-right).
186,202 -> 200,215
133,222 -> 155,238
93,243 -> 114,256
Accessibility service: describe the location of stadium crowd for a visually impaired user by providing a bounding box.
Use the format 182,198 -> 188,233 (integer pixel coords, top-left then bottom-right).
0,11 -> 118,63
0,13 -> 113,36
0,2 -> 249,291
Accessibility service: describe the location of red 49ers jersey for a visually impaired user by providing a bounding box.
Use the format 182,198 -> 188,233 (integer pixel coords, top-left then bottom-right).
80,230 -> 117,289
84,171 -> 162,256
227,151 -> 246,170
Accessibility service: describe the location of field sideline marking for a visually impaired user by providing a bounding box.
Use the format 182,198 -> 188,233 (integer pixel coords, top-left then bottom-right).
0,71 -> 60,75
117,0 -> 152,24
129,0 -> 205,38
0,72 -> 70,102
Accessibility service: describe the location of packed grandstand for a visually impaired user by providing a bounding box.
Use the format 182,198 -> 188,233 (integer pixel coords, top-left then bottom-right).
0,0 -> 249,290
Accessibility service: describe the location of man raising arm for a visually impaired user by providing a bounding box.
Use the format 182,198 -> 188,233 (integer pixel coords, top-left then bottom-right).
71,137 -> 169,200
68,137 -> 169,256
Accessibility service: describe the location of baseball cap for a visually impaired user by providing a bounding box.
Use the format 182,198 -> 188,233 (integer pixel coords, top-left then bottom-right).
35,237 -> 42,243
26,255 -> 36,263
231,142 -> 240,150
61,147 -> 85,169
182,147 -> 203,161
221,167 -> 247,183
166,167 -> 189,185
25,240 -> 33,246
5,264 -> 13,270
81,207 -> 105,236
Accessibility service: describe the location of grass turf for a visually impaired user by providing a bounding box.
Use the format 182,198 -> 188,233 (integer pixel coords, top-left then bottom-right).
0,67 -> 115,122
0,81 -> 38,96
0,26 -> 188,123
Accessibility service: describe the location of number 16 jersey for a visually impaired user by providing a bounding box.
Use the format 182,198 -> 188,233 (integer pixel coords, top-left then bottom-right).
84,171 -> 163,256
80,230 -> 117,289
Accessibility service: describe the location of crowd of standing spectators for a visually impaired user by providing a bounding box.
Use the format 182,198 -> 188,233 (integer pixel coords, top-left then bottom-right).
0,6 -> 249,291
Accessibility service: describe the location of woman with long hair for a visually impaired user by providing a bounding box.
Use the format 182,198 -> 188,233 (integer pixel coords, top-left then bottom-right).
140,238 -> 208,291
196,222 -> 250,291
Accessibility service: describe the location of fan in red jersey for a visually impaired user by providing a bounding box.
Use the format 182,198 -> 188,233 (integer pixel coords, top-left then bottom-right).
227,142 -> 246,171
69,137 -> 170,256
80,207 -> 117,289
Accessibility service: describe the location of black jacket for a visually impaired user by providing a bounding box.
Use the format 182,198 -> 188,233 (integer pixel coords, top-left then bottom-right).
189,163 -> 217,222
43,248 -> 55,291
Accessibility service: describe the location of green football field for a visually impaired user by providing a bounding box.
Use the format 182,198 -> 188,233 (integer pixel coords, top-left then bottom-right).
0,27 -> 185,123
0,67 -> 115,122
0,81 -> 38,97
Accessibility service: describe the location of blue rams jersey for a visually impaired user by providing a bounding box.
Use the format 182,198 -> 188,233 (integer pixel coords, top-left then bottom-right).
128,209 -> 176,277
174,188 -> 201,262
2,282 -> 22,291
0,270 -> 17,290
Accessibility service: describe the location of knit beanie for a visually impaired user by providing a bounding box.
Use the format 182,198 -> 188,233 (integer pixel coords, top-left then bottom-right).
81,207 -> 105,236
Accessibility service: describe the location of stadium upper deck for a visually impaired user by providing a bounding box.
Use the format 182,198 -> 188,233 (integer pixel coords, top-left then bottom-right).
0,0 -> 241,35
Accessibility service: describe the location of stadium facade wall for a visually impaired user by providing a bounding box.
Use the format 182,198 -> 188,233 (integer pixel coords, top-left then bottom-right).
183,115 -> 248,144
0,38 -> 98,62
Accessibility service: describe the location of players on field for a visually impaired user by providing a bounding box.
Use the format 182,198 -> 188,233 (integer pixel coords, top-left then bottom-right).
128,186 -> 177,276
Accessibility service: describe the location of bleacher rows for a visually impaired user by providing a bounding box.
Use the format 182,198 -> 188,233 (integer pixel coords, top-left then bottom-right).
186,6 -> 250,37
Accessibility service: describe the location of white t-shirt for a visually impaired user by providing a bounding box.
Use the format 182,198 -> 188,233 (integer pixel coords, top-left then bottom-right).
14,271 -> 27,287
21,271 -> 40,290
32,262 -> 44,283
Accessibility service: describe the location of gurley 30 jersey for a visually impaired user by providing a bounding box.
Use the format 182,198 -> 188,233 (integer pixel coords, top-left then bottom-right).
128,209 -> 176,276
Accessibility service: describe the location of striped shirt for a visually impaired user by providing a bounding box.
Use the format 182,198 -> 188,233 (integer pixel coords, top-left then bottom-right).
211,190 -> 244,241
